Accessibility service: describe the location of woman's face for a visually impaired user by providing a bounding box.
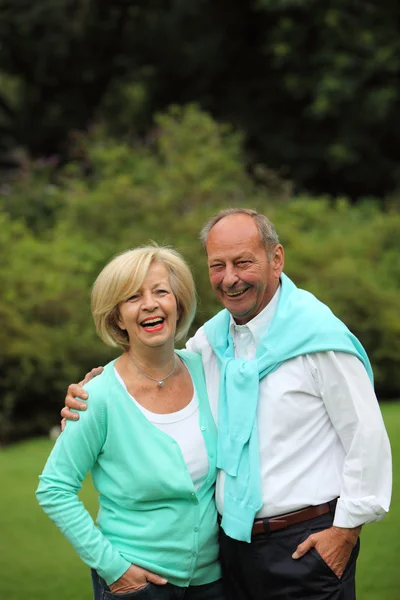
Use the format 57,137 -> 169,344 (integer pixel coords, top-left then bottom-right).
117,262 -> 179,350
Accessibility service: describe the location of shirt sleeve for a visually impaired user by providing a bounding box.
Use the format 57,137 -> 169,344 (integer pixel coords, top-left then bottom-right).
185,336 -> 196,352
311,351 -> 392,528
186,326 -> 205,353
35,391 -> 131,585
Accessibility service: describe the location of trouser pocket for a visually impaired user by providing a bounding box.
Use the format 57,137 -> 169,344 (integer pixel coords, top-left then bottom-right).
91,569 -> 153,600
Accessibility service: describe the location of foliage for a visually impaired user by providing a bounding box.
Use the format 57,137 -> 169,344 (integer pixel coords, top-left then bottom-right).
0,105 -> 399,443
0,1 -> 399,198
0,0 -> 133,158
0,156 -> 65,232
254,0 -> 400,197
270,198 -> 400,395
0,211 -> 104,443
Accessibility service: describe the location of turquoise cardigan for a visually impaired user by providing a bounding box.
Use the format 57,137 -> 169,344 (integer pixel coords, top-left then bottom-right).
36,350 -> 220,586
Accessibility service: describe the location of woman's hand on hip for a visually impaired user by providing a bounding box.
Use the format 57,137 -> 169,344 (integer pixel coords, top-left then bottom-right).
109,564 -> 168,593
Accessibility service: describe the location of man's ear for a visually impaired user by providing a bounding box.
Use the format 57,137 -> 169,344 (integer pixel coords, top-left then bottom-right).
272,244 -> 284,277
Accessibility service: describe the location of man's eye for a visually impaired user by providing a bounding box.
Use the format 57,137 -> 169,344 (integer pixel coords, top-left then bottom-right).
237,261 -> 251,266
210,264 -> 224,270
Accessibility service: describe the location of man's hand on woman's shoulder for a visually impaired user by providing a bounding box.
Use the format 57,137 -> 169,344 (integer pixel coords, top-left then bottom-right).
60,366 -> 104,428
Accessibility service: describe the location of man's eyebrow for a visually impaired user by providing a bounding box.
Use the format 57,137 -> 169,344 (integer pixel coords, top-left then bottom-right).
209,251 -> 253,262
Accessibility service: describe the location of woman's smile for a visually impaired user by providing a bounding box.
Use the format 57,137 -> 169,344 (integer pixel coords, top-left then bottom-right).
140,316 -> 166,333
117,262 -> 179,347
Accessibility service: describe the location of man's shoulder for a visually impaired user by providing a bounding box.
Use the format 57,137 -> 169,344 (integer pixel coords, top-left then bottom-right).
186,324 -> 209,353
186,309 -> 230,351
175,348 -> 203,364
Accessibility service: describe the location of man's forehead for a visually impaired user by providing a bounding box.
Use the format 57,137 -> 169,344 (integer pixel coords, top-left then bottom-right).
206,244 -> 261,262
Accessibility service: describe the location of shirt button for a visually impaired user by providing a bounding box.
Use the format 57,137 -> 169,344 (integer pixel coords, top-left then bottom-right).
194,527 -> 199,532
192,551 -> 197,557
200,426 -> 206,431
191,492 -> 195,496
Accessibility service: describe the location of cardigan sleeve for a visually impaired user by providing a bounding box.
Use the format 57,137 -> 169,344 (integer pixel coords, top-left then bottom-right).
35,384 -> 132,585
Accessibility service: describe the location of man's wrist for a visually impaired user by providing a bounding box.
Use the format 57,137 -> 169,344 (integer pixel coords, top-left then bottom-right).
332,525 -> 361,546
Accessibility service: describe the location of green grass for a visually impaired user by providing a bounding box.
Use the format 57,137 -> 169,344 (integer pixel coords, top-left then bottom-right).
356,401 -> 400,599
0,436 -> 98,600
0,403 -> 399,600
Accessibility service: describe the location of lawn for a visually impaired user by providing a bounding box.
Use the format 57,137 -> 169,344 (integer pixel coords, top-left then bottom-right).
0,403 -> 398,600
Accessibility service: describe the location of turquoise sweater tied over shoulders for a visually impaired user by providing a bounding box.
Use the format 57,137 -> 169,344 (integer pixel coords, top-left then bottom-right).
203,273 -> 373,543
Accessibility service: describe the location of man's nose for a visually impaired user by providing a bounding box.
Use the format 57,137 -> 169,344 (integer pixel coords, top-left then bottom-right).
222,265 -> 239,288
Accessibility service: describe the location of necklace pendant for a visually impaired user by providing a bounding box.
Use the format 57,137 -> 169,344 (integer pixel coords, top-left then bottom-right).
158,380 -> 164,388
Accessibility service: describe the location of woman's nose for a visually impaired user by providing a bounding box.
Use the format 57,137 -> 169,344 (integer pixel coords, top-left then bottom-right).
142,292 -> 158,310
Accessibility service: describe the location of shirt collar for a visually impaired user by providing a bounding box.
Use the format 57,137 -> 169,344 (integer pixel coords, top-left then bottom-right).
229,284 -> 281,341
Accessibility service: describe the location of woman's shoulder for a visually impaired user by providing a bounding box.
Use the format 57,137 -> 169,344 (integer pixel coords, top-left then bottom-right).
175,349 -> 206,382
82,359 -> 119,402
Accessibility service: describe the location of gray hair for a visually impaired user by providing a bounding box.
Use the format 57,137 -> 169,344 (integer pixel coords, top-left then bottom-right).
199,208 -> 279,256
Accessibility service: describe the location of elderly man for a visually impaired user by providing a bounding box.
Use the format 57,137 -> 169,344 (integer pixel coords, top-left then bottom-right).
63,208 -> 392,600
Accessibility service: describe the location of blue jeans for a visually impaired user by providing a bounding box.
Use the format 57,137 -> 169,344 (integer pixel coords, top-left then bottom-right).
91,570 -> 226,600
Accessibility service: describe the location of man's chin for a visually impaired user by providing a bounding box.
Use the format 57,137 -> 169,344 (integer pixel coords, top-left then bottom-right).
228,305 -> 255,325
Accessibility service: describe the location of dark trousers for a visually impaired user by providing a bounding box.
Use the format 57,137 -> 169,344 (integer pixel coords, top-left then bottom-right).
220,513 -> 360,600
91,569 -> 226,600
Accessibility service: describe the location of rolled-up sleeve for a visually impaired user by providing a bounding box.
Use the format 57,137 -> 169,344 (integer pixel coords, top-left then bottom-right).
313,351 -> 392,528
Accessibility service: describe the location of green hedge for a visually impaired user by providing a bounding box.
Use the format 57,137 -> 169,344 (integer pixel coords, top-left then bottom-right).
1,105 -> 399,443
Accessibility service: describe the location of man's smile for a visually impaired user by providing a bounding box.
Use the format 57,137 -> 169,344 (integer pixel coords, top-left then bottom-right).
223,287 -> 250,298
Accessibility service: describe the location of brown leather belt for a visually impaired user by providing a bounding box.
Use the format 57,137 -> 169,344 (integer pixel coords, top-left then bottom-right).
252,500 -> 337,536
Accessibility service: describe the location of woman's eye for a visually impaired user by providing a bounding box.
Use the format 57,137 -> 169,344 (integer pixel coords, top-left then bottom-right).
156,289 -> 168,295
127,294 -> 140,302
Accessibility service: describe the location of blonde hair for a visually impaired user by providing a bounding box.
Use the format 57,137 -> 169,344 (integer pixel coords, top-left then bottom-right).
91,245 -> 196,350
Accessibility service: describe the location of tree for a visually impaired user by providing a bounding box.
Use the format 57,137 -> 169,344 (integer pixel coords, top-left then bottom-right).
1,105 -> 399,444
1,0 -> 399,198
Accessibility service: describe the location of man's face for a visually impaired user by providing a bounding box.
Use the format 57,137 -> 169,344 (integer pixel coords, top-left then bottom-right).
206,214 -> 284,324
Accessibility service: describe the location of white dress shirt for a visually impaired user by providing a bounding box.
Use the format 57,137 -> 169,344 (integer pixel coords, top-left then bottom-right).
186,288 -> 392,528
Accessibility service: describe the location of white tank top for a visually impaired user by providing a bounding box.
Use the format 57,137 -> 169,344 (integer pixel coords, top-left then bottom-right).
114,368 -> 209,491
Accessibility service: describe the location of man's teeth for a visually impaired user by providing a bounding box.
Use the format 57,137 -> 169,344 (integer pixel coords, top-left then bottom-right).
225,289 -> 247,297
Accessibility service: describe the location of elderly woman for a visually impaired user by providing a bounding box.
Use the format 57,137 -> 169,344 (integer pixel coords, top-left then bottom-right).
36,245 -> 224,600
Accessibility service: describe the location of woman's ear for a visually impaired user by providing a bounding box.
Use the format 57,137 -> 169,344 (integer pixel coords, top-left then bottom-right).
114,307 -> 126,331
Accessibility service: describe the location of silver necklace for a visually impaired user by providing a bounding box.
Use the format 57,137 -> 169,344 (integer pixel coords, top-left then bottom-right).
128,353 -> 176,387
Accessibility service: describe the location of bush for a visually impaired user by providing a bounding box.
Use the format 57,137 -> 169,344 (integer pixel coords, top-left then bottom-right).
1,105 -> 399,443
